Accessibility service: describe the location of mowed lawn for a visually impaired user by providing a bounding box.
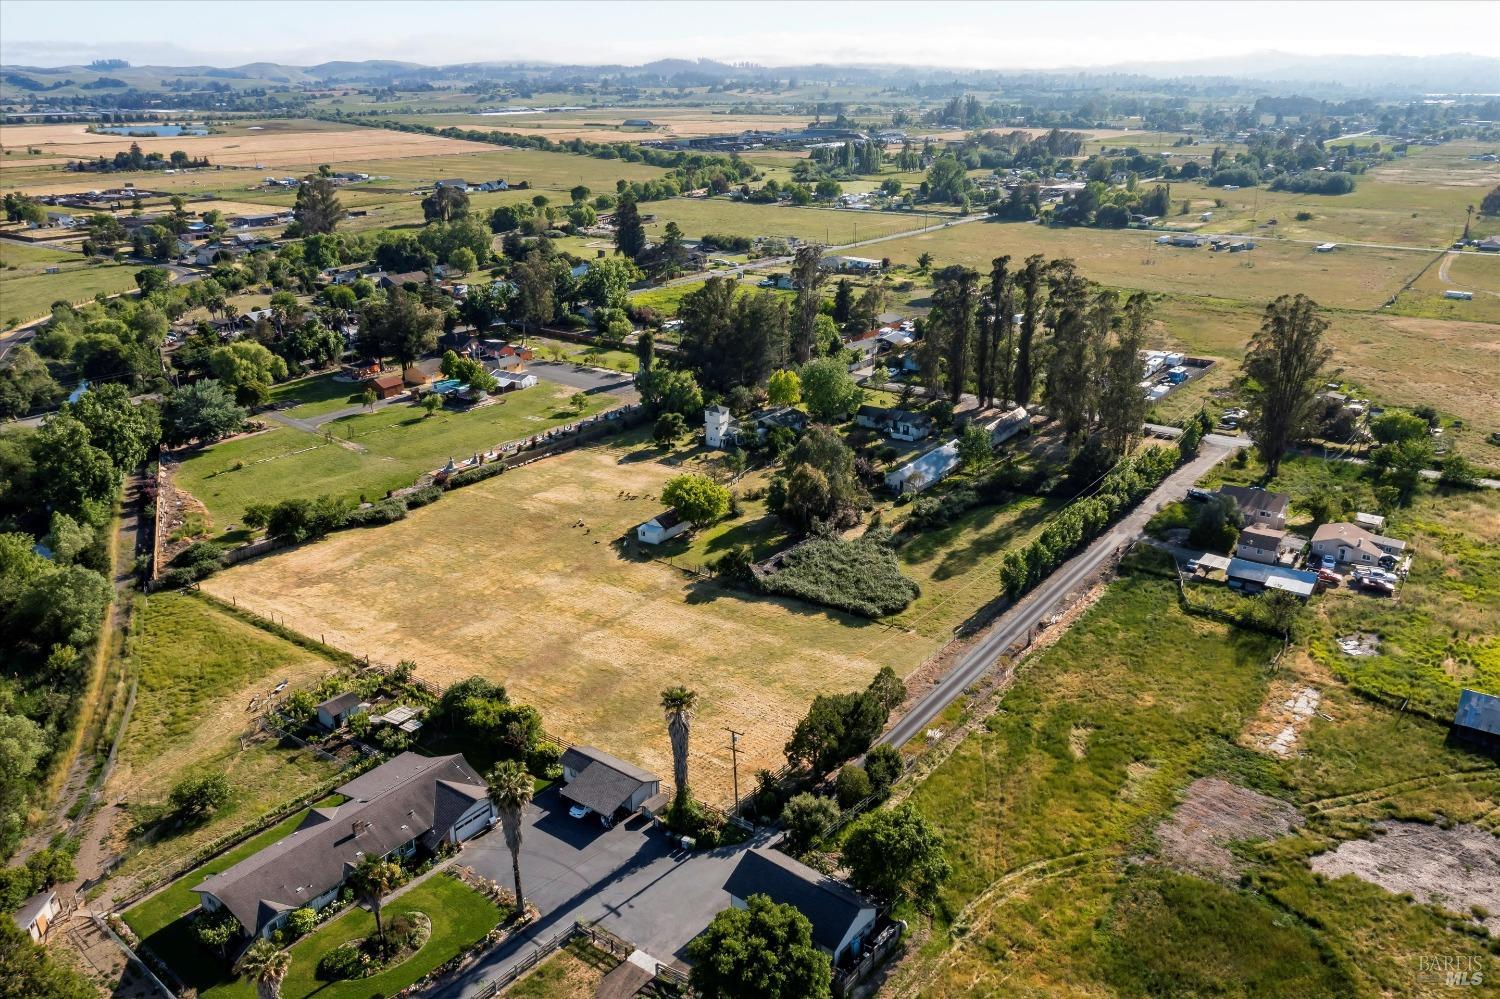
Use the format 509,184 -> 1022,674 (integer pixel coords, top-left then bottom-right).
872,218 -> 1424,310
172,384 -> 620,532
203,441 -> 935,800
201,874 -> 502,999
104,593 -> 344,900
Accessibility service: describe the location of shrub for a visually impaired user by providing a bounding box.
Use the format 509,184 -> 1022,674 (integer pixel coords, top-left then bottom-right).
757,536 -> 919,617
169,770 -> 231,822
285,907 -> 317,938
443,461 -> 508,490
318,943 -> 367,981
343,499 -> 408,528
863,744 -> 903,797
835,765 -> 872,809
404,485 -> 442,507
905,486 -> 979,531
782,793 -> 839,852
1271,171 -> 1356,195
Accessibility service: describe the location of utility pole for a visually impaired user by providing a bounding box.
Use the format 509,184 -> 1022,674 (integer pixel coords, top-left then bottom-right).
725,727 -> 743,815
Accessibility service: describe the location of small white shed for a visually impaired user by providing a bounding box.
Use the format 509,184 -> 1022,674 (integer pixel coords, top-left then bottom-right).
637,510 -> 690,545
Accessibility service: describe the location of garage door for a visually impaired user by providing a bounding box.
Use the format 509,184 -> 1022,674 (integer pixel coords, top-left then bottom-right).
453,805 -> 492,842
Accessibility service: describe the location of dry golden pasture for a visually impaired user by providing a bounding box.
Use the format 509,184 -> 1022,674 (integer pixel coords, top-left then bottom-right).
0,121 -> 489,169
203,444 -> 934,801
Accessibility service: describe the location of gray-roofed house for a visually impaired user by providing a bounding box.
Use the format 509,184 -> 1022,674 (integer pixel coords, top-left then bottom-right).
1452,688 -> 1500,752
722,848 -> 877,965
1217,485 -> 1291,530
1236,525 -> 1288,566
855,405 -> 933,442
315,692 -> 367,730
558,746 -> 660,819
1310,522 -> 1406,567
195,752 -> 492,939
13,889 -> 57,941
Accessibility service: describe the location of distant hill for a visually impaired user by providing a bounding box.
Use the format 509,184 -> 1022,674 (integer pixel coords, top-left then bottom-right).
2,51 -> 1498,98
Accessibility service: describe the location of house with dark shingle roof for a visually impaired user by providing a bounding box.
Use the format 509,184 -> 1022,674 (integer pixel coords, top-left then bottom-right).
195,753 -> 492,939
558,746 -> 660,818
1216,485 -> 1291,531
723,848 -> 877,965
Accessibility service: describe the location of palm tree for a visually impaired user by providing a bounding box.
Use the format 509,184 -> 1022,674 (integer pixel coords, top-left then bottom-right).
1464,204 -> 1475,241
238,939 -> 290,999
660,686 -> 698,809
488,761 -> 534,914
349,854 -> 402,944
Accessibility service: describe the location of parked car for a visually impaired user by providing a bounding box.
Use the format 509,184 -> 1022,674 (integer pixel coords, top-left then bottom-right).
1316,569 -> 1340,586
1320,554 -> 1337,571
1187,488 -> 1212,502
568,803 -> 592,820
1185,558 -> 1201,573
1358,576 -> 1395,595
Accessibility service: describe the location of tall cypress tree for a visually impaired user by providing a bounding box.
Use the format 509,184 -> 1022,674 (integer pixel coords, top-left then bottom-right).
979,255 -> 1012,408
614,192 -> 645,258
1013,254 -> 1046,406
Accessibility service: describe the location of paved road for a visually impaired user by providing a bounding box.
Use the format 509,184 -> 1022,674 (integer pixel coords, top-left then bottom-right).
434,788 -> 767,997
879,440 -> 1240,750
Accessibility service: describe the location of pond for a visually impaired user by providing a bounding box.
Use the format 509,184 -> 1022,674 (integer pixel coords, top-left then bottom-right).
93,124 -> 208,137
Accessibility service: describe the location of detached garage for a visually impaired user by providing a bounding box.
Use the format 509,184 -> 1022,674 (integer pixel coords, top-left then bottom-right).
559,746 -> 661,819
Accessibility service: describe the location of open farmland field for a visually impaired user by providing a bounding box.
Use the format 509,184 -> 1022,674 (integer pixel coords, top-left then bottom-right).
889,569 -> 1500,997
313,145 -> 668,190
1394,249 -> 1500,324
103,593 -> 344,896
1141,297 -> 1500,454
171,382 -> 620,532
874,218 -> 1423,310
644,197 -> 932,245
392,105 -> 817,143
201,441 -> 935,801
0,119 -> 492,169
0,261 -> 140,324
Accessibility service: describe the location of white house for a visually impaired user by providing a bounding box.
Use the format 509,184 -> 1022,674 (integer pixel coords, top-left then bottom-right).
1310,522 -> 1406,566
704,405 -> 807,450
885,439 -> 961,495
1236,525 -> 1287,566
637,510 -> 690,545
315,691 -> 367,730
12,890 -> 57,941
723,849 -> 877,966
492,371 -> 538,392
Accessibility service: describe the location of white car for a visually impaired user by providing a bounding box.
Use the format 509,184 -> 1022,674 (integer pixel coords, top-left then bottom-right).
568,803 -> 591,820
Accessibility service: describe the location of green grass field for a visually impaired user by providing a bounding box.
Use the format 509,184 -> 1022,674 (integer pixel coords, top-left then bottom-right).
103,593 -> 345,897
0,261 -> 139,324
892,568 -> 1499,996
172,383 -> 620,532
643,197 -> 932,246
872,219 -> 1424,311
202,874 -> 502,999
1203,455 -> 1500,718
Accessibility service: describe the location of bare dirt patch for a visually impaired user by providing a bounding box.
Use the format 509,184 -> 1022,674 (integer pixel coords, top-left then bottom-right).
1311,821 -> 1500,933
1156,778 -> 1304,880
1243,681 -> 1324,758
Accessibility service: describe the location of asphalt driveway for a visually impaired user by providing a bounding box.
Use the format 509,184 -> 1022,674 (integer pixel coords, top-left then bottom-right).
437,788 -> 769,996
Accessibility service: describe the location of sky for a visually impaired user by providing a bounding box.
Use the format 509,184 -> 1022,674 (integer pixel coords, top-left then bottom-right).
2,0 -> 1497,70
